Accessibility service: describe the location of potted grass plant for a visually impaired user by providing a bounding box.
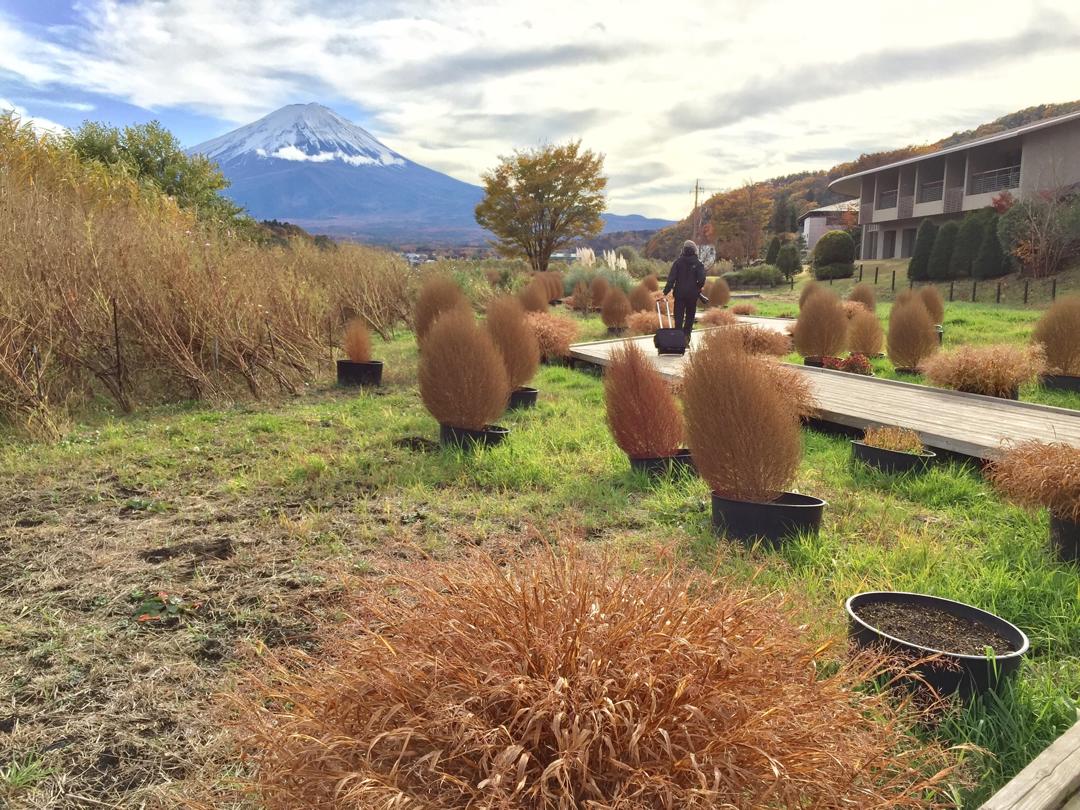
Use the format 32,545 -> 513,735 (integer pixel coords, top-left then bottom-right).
414,276 -> 470,344
518,279 -> 550,313
604,343 -> 684,477
792,290 -> 847,366
1034,296 -> 1080,392
629,282 -> 655,312
989,440 -> 1080,563
336,318 -> 383,387
848,308 -> 884,357
921,344 -> 1044,399
486,295 -> 541,410
919,286 -> 946,344
682,338 -> 825,545
600,288 -> 631,335
887,299 -> 938,374
419,308 -> 511,448
852,426 -> 935,474
848,282 -> 876,312
524,311 -> 579,365
846,591 -> 1029,697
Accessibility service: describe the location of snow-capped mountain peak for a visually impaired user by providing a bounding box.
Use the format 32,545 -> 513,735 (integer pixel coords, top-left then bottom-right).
190,103 -> 405,168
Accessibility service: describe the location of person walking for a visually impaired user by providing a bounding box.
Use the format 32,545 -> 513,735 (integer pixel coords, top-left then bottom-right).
663,239 -> 707,340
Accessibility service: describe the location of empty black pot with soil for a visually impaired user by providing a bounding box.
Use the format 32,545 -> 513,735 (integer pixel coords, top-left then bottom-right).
439,424 -> 510,449
508,386 -> 538,410
336,359 -> 383,387
1050,514 -> 1080,563
1040,374 -> 1080,393
803,356 -> 825,368
846,591 -> 1029,697
629,454 -> 677,477
711,491 -> 826,546
851,441 -> 936,474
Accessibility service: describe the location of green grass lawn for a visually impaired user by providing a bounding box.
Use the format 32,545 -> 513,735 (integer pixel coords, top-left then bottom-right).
1,316 -> 1078,807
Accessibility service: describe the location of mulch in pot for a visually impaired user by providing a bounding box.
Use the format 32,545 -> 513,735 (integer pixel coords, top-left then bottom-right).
858,600 -> 1018,656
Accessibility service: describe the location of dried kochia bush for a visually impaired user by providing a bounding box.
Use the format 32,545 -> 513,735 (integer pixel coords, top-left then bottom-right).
919,285 -> 945,325
627,310 -> 662,335
706,277 -> 730,307
848,308 -> 884,356
731,303 -> 757,315
604,343 -> 682,458
418,308 -> 509,429
524,311 -> 579,361
414,276 -> 469,342
921,344 -> 1044,398
518,280 -> 549,313
848,282 -> 876,312
698,308 -> 737,327
726,324 -> 792,356
989,440 -> 1080,523
799,279 -> 822,309
792,290 -> 847,358
642,272 -> 660,291
589,276 -> 610,308
571,281 -> 591,314
888,300 -> 938,370
682,341 -> 802,502
629,283 -> 656,312
600,288 -> 631,329
485,295 -> 540,390
1033,296 -> 1080,375
341,318 -> 371,363
236,545 -> 960,809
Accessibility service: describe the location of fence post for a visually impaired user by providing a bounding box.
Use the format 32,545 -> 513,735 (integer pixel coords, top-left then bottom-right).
874,266 -> 879,284
790,278 -> 794,291
891,270 -> 896,291
996,282 -> 1001,304
909,277 -> 914,289
829,276 -> 833,285
1023,279 -> 1029,304
971,280 -> 977,302
949,281 -> 954,302
1052,278 -> 1057,300
858,265 -> 864,282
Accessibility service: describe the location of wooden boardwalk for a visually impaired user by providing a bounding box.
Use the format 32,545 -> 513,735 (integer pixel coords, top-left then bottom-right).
569,327 -> 1080,460
980,718 -> 1080,809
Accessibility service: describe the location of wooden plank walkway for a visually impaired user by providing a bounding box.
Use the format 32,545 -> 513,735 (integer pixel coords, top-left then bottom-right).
569,327 -> 1080,460
980,718 -> 1080,809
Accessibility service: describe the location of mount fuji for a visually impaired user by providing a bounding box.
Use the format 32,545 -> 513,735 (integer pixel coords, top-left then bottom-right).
188,103 -> 673,245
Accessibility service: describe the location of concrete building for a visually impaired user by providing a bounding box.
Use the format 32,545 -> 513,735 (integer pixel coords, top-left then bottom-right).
829,110 -> 1080,260
797,200 -> 859,252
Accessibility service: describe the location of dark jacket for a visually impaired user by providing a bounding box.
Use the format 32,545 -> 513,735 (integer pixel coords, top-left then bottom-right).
664,247 -> 706,301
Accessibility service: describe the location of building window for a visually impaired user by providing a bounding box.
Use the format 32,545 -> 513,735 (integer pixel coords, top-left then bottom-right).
968,165 -> 1021,195
876,188 -> 898,209
882,230 -> 897,258
916,180 -> 944,203
901,228 -> 917,258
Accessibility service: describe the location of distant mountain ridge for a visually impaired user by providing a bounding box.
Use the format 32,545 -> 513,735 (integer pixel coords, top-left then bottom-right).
188,104 -> 673,245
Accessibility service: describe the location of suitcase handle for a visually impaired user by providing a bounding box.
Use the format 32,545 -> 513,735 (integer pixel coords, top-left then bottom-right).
655,298 -> 674,329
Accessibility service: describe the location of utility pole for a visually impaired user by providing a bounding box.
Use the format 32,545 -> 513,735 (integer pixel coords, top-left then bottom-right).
691,179 -> 702,243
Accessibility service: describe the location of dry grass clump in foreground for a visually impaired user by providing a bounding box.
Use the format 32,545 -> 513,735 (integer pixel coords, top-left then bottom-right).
236,546 -> 959,809
600,288 -> 631,329
524,312 -> 579,361
921,344 -> 1044,398
792,290 -> 847,358
888,300 -> 938,370
725,323 -> 791,356
341,318 -> 372,363
418,308 -> 509,429
604,343 -> 682,458
682,341 -> 802,502
730,302 -> 756,315
1033,296 -> 1080,375
486,295 -> 540,390
705,276 -> 730,307
989,441 -> 1080,522
697,308 -> 737,327
414,276 -> 470,342
848,307 -> 884,356
849,282 -> 876,312
863,426 -> 925,454
799,279 -> 822,309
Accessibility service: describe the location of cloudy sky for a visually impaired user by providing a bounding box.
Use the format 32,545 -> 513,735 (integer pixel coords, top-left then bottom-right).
2,0 -> 1080,219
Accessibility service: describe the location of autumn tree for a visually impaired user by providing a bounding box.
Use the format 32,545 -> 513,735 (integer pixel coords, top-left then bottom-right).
475,141 -> 606,273
709,182 -> 772,267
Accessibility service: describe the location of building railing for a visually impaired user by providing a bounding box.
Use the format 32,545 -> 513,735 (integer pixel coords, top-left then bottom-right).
916,180 -> 944,203
969,165 -> 1020,196
876,189 -> 898,209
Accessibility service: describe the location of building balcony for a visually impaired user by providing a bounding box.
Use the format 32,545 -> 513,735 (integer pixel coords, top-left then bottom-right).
876,189 -> 898,209
968,165 -> 1020,195
916,180 -> 944,203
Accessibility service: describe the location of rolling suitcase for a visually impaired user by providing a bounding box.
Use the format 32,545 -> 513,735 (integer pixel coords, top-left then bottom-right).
653,299 -> 686,356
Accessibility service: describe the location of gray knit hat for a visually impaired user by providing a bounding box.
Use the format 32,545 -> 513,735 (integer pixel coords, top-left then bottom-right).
683,239 -> 698,254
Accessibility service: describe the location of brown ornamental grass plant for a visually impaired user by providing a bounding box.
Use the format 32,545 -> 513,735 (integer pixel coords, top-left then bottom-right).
642,272 -> 660,291
706,276 -> 730,307
237,545 -> 959,809
888,300 -> 938,370
731,302 -> 757,315
922,344 -> 1044,398
989,441 -> 1080,523
518,279 -> 550,313
726,324 -> 792,356
341,318 -> 372,363
792,290 -> 847,358
698,308 -> 737,328
589,276 -> 610,308
524,311 -> 579,361
600,288 -> 631,329
629,282 -> 655,312
485,295 -> 540,390
1033,296 -> 1080,375
919,285 -> 946,325
848,282 -> 876,312
414,276 -> 470,342
418,308 -> 509,430
799,279 -> 822,309
863,426 -> 925,454
604,343 -> 683,459
848,308 -> 884,356
682,342 -> 802,502
627,310 -> 663,335
571,281 -> 592,314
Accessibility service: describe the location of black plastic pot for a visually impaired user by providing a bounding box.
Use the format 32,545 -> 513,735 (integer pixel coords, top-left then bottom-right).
935,325 -> 944,345
894,367 -> 920,376
803,356 -> 825,368
1040,373 -> 1080,393
549,298 -> 564,306
607,326 -> 627,336
439,424 -> 510,449
711,491 -> 826,546
1050,514 -> 1080,563
846,591 -> 1029,697
851,441 -> 935,474
629,454 -> 677,477
336,359 -> 383,387
673,448 -> 695,474
508,386 -> 538,410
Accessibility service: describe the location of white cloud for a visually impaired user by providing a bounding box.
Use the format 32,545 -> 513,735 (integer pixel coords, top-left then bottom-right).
2,0 -> 1079,217
0,98 -> 68,135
